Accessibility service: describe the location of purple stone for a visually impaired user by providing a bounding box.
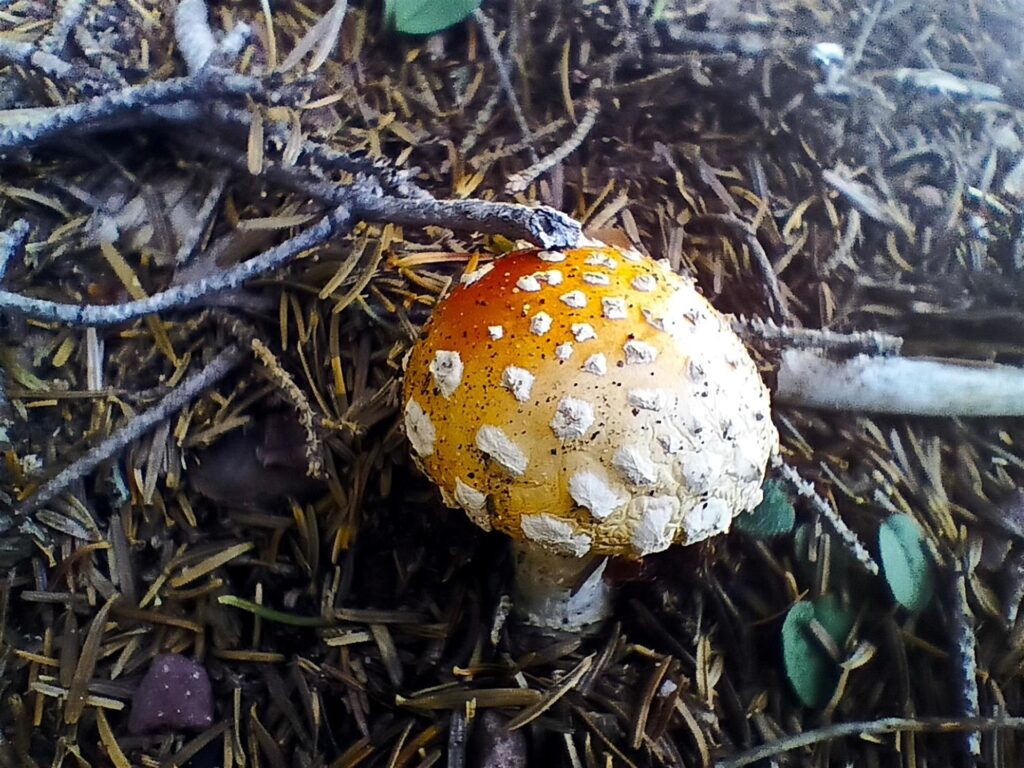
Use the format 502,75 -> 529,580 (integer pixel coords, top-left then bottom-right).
127,654 -> 214,735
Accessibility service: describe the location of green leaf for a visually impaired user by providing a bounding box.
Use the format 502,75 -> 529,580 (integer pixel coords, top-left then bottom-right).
781,596 -> 855,708
878,514 -> 935,613
385,0 -> 482,36
734,479 -> 795,539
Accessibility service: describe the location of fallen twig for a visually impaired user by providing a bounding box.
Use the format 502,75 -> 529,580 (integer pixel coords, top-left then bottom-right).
196,142 -> 582,248
505,99 -> 600,195
474,8 -> 539,166
776,349 -> 1024,416
0,207 -> 351,325
0,39 -> 74,80
950,558 -> 982,756
40,0 -> 87,54
15,345 -> 247,515
174,0 -> 218,75
715,715 -> 1024,768
778,461 -> 880,576
175,170 -> 231,266
732,316 -> 903,356
0,219 -> 30,282
0,70 -> 264,153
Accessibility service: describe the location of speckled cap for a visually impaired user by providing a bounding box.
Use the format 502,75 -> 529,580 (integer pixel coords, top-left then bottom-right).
402,241 -> 779,558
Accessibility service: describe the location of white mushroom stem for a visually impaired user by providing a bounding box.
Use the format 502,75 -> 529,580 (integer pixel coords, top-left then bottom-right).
776,349 -> 1024,416
511,544 -> 612,632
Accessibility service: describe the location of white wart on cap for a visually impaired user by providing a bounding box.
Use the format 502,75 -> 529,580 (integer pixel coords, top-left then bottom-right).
402,242 -> 779,558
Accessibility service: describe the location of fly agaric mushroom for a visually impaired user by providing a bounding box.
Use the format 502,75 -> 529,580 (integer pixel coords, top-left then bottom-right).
401,241 -> 778,630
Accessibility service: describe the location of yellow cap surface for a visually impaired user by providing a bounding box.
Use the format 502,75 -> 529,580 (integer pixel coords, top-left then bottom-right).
402,242 -> 778,557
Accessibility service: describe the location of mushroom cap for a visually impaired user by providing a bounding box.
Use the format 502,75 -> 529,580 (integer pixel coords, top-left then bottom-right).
401,241 -> 779,558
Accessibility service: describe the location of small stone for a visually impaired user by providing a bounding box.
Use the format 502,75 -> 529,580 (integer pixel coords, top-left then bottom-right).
128,654 -> 214,735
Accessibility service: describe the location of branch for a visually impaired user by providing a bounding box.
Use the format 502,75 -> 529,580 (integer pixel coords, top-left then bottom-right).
15,345 -> 247,515
715,715 -> 1024,768
0,39 -> 74,80
731,316 -> 903,356
0,70 -> 263,153
0,207 -> 351,325
505,99 -> 600,195
40,0 -> 87,54
778,462 -> 880,576
353,194 -> 582,250
174,0 -> 218,74
776,348 -> 1024,416
0,219 -> 30,282
196,142 -> 582,248
473,8 -> 538,166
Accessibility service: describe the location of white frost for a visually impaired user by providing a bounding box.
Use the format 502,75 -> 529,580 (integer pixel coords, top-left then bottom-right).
429,350 -> 463,398
538,250 -> 566,262
585,253 -> 618,269
516,275 -> 542,292
680,452 -> 723,493
560,290 -> 587,309
555,342 -> 574,360
583,272 -> 610,286
623,339 -> 658,364
630,496 -> 679,555
550,397 -> 595,439
502,366 -> 535,402
612,445 -> 658,485
530,312 -> 553,336
571,323 -> 597,342
460,262 -> 494,286
602,297 -> 628,320
454,478 -> 490,529
628,389 -> 669,411
631,274 -> 657,292
488,325 -> 504,340
520,514 -> 592,556
475,426 -> 528,476
681,497 -> 732,541
582,353 -> 607,376
569,470 -> 627,519
404,399 -> 436,457
536,269 -> 563,286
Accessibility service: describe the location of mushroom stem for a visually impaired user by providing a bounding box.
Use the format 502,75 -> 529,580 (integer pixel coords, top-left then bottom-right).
511,544 -> 612,632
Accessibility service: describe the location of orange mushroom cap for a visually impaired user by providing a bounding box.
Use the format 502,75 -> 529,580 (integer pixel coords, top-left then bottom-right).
402,241 -> 778,558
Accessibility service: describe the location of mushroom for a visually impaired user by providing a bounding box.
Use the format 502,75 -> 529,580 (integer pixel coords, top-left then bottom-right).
401,241 -> 778,631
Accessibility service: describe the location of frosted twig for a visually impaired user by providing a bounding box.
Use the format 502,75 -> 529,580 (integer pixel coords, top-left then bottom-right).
16,346 -> 246,515
0,207 -> 351,326
458,86 -> 502,156
715,715 -> 1024,768
174,169 -> 230,266
0,219 -> 30,283
731,316 -> 903,356
778,462 -> 880,576
775,349 -> 1024,416
354,193 -> 581,250
190,104 -> 429,200
174,0 -> 218,74
0,40 -> 73,80
473,9 -> 539,165
951,559 -> 982,756
196,142 -> 582,248
505,99 -> 599,195
0,71 -> 263,153
40,0 -> 87,54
